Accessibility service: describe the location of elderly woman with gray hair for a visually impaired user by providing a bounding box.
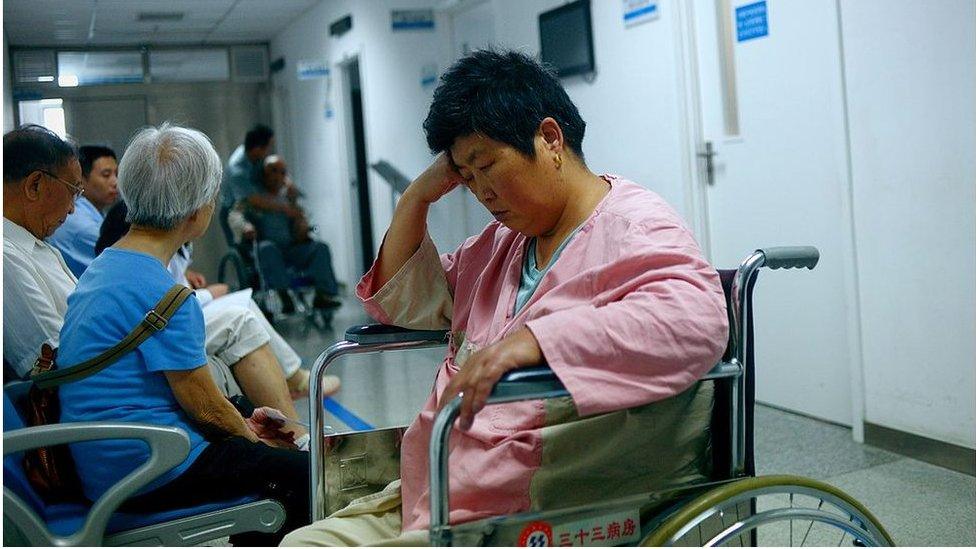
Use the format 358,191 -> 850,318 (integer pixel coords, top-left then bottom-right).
57,124 -> 310,545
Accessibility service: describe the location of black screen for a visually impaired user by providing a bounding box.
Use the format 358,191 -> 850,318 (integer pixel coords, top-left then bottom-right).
539,0 -> 594,77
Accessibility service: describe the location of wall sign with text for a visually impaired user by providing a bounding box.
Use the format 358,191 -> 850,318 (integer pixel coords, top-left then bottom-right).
736,1 -> 769,42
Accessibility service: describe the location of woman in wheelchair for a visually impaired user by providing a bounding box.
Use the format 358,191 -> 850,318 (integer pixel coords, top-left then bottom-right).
283,50 -> 729,546
56,124 -> 310,546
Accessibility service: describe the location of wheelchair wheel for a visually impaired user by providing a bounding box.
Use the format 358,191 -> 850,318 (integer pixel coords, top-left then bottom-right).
218,251 -> 249,290
641,475 -> 894,547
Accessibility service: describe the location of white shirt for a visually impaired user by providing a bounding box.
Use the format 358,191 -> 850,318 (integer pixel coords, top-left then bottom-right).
166,243 -> 214,307
3,217 -> 78,377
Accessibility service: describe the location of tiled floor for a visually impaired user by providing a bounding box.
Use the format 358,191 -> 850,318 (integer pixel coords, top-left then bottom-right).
274,298 -> 976,547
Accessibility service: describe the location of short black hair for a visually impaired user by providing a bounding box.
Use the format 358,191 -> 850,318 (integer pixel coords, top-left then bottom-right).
3,125 -> 78,184
78,145 -> 117,177
424,49 -> 586,159
244,124 -> 274,151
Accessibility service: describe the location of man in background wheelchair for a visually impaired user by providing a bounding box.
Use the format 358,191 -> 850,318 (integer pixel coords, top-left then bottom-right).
283,49 -> 729,546
224,128 -> 341,315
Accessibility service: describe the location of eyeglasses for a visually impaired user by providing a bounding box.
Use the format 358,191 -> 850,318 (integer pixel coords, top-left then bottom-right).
37,170 -> 85,199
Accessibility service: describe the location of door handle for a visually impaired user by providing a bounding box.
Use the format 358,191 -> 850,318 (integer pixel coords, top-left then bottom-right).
697,141 -> 717,185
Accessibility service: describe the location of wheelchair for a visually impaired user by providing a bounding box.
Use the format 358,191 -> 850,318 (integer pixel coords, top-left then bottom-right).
308,246 -> 895,546
215,203 -> 333,330
2,382 -> 286,546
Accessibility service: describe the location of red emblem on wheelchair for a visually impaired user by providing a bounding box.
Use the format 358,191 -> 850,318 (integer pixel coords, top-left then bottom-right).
519,521 -> 553,546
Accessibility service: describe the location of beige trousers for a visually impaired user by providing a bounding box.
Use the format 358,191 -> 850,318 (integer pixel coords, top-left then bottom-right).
242,298 -> 302,377
280,481 -> 428,547
202,299 -> 302,377
202,303 -> 270,399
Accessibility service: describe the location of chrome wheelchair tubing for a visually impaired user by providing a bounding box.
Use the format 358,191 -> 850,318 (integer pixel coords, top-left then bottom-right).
727,247 -> 819,477
428,397 -> 460,546
729,251 -> 766,477
701,361 -> 741,380
309,338 -> 449,521
428,380 -> 572,546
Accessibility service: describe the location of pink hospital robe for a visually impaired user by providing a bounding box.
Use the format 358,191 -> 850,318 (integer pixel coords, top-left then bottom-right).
356,175 -> 729,532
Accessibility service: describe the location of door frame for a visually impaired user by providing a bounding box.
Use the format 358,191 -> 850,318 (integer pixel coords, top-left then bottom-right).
672,0 -> 867,440
336,50 -> 376,283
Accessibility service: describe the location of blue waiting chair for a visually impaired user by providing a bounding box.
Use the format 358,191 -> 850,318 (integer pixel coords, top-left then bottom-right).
3,388 -> 285,546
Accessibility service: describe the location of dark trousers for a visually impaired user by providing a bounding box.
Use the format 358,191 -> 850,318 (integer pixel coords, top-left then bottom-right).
256,240 -> 339,295
123,436 -> 310,546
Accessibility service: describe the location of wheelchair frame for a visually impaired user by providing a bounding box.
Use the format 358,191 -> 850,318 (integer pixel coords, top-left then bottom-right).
308,246 -> 893,546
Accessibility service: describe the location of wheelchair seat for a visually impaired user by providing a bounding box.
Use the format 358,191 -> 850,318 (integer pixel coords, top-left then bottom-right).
3,390 -> 285,546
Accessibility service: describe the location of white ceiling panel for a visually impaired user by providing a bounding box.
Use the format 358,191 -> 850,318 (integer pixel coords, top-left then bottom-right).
3,0 -> 321,47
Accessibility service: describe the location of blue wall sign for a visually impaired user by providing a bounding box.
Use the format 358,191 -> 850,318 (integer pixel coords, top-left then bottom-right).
623,0 -> 658,27
391,9 -> 435,31
297,60 -> 330,80
420,63 -> 438,88
736,1 -> 768,42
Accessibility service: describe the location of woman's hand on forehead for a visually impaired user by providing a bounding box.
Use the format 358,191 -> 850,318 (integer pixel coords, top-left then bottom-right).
408,153 -> 464,204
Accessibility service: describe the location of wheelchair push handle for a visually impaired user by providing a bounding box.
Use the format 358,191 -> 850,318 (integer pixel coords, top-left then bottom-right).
757,246 -> 820,271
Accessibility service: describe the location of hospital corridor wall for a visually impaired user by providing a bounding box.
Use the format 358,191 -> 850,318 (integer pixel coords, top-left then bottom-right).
7,76 -> 272,281
267,0 -> 975,464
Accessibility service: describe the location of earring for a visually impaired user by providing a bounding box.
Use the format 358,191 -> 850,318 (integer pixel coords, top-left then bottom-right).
554,154 -> 562,170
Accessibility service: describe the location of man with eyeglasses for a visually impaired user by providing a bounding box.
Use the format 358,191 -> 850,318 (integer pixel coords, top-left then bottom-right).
47,145 -> 119,277
2,125 -> 83,379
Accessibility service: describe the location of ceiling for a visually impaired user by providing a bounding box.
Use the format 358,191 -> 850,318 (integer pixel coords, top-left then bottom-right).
3,0 -> 321,47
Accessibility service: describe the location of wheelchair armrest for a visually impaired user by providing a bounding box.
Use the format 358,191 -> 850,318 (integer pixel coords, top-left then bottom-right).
490,366 -> 568,401
344,324 -> 449,345
3,422 -> 190,547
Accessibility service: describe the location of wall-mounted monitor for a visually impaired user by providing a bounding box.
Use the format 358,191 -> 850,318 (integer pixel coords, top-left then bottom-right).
539,0 -> 595,78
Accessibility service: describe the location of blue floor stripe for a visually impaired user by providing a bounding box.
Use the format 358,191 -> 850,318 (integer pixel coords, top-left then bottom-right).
323,397 -> 375,431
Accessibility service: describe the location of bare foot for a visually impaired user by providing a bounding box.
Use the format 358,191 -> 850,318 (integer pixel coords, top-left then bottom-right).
321,375 -> 341,397
287,369 -> 310,399
287,370 -> 342,399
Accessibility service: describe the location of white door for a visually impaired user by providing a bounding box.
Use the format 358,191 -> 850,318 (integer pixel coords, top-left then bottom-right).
688,0 -> 860,425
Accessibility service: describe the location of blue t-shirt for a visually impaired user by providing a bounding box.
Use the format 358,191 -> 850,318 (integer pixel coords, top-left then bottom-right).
514,225 -> 585,314
58,248 -> 209,501
221,145 -> 262,208
47,196 -> 103,278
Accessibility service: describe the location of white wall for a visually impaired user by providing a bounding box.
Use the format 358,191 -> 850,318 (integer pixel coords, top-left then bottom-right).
272,0 -> 975,449
270,0 -> 700,287
488,0 -> 693,221
841,0 -> 976,448
270,0 -> 454,287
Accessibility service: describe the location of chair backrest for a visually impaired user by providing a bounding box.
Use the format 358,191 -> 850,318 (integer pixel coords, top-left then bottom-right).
3,391 -> 47,514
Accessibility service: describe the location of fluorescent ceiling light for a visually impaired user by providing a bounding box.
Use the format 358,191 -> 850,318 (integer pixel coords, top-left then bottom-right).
58,74 -> 79,87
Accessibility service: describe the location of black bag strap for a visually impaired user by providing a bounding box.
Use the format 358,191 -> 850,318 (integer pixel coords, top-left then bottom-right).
31,284 -> 194,389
